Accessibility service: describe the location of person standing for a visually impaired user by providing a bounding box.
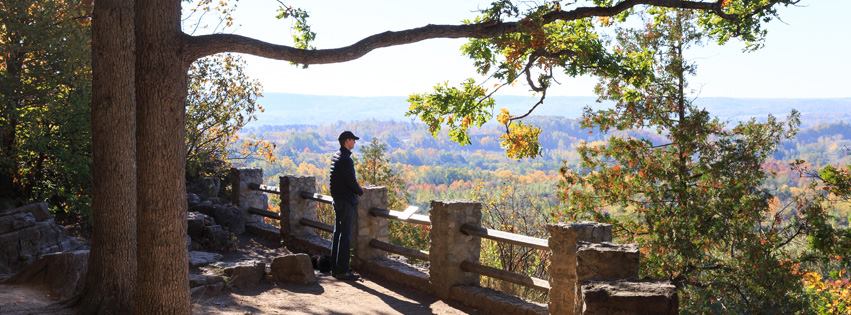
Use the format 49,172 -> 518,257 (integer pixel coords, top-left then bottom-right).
329,131 -> 363,281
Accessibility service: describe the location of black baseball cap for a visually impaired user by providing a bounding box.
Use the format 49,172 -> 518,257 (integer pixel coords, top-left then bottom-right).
338,131 -> 360,141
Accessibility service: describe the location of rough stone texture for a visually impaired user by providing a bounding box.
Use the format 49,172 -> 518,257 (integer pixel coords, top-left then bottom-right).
287,234 -> 332,257
577,242 -> 639,282
429,200 -> 481,300
572,221 -> 612,243
245,221 -> 282,244
360,257 -> 431,294
193,204 -> 246,235
354,186 -> 388,266
189,251 -> 223,268
0,203 -> 51,221
190,282 -> 225,299
0,203 -> 80,275
0,211 -> 37,234
231,168 -> 267,225
187,211 -> 214,238
187,192 -> 202,207
450,285 -> 547,315
546,222 -> 580,315
279,175 -> 318,240
581,280 -> 678,315
189,273 -> 225,288
270,253 -> 317,285
222,260 -> 266,290
187,176 -> 221,200
192,224 -> 237,252
6,250 -> 89,301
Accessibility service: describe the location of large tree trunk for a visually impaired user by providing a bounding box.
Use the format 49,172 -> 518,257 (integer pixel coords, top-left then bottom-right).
78,0 -> 138,313
134,0 -> 190,313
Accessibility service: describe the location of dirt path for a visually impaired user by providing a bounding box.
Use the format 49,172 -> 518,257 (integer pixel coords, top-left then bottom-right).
0,284 -> 71,315
192,274 -> 476,315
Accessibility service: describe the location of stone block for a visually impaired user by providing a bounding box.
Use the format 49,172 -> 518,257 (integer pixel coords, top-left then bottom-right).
572,221 -> 612,243
189,251 -> 223,268
6,250 -> 89,301
270,253 -> 317,285
581,280 -> 678,314
222,260 -> 266,290
0,220 -> 77,275
193,204 -> 245,235
0,202 -> 50,221
577,242 -> 639,281
245,222 -> 282,244
0,211 -> 37,234
187,211 -> 213,238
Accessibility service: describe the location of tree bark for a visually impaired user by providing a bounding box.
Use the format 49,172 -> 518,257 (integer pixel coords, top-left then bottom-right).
78,0 -> 137,314
134,0 -> 190,313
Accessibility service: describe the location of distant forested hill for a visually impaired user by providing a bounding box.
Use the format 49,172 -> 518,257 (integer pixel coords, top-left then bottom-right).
251,93 -> 851,127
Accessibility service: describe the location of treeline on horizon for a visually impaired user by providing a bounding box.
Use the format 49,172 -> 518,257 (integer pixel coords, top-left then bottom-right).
237,116 -> 851,173
233,116 -> 851,225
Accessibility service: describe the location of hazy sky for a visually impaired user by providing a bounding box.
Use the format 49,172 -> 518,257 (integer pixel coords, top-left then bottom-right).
195,0 -> 850,98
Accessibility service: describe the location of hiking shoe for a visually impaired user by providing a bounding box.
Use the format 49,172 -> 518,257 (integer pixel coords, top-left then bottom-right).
332,272 -> 361,281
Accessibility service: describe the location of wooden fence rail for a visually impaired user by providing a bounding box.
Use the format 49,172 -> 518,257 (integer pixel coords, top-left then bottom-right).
237,171 -> 676,314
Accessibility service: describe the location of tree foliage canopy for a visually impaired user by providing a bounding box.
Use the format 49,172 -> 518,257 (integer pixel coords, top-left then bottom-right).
558,8 -> 847,313
398,0 -> 798,158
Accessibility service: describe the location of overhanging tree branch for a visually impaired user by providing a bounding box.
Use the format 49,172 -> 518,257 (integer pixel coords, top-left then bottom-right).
184,0 -> 736,63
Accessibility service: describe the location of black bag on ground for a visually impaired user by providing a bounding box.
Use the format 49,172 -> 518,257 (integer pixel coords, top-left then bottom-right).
311,254 -> 332,273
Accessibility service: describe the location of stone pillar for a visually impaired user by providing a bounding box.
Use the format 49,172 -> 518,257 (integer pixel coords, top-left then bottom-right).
546,222 -> 613,315
280,176 -> 318,239
429,200 -> 482,300
354,186 -> 389,266
230,168 -> 267,225
546,223 -> 579,315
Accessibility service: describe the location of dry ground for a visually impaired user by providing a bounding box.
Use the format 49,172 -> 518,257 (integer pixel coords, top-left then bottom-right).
0,275 -> 475,315
191,274 -> 475,315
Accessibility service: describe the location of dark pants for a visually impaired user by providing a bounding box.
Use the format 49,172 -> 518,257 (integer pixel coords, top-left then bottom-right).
330,198 -> 355,275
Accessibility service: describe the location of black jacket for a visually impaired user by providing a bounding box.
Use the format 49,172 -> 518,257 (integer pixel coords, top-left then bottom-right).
329,147 -> 363,203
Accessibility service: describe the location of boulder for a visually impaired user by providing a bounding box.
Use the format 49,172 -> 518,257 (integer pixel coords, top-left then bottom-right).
0,203 -> 51,221
5,250 -> 89,301
189,251 -> 223,268
187,193 -> 201,207
0,205 -> 80,275
193,204 -> 245,235
222,260 -> 265,290
187,176 -> 221,200
187,211 -> 213,238
270,253 -> 317,285
0,211 -> 37,234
